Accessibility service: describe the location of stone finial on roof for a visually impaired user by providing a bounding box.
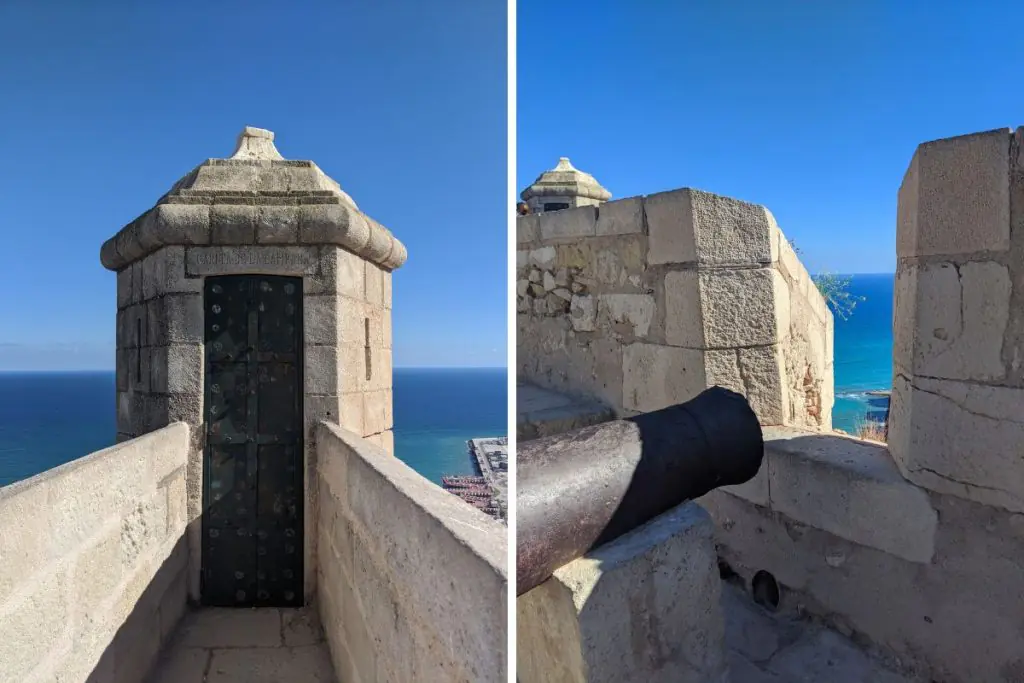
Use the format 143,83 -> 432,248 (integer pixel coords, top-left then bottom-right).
99,125 -> 407,273
520,156 -> 611,212
230,126 -> 285,160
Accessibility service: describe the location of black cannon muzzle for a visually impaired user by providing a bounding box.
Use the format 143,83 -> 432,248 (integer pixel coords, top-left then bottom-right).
516,386 -> 764,595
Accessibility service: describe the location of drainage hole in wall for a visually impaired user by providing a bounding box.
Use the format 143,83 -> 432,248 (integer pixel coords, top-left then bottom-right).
751,570 -> 780,611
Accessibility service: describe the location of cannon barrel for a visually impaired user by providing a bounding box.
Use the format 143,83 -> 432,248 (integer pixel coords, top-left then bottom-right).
516,386 -> 764,595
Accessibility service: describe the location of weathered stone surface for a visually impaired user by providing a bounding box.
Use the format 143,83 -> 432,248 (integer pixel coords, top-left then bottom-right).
382,270 -> 392,310
894,261 -> 1010,381
185,245 -> 319,277
516,381 -> 615,441
365,261 -> 384,306
897,128 -> 1011,258
701,487 -> 1024,683
177,608 -> 283,648
664,269 -> 703,347
763,428 -> 938,563
151,344 -> 203,395
595,196 -> 644,236
596,293 -> 654,338
647,189 -> 773,266
143,246 -> 203,297
702,346 -> 785,426
303,294 -> 339,345
117,267 -> 133,309
210,204 -> 257,244
304,345 -> 339,395
517,502 -> 725,683
522,157 -> 611,211
101,130 -> 407,273
645,189 -> 697,265
362,389 -> 393,435
539,205 -> 598,241
152,203 -> 212,245
569,294 -> 595,332
206,644 -> 336,682
255,205 -> 300,244
148,294 -> 203,345
147,647 -> 209,683
529,245 -> 557,267
316,422 -> 507,682
0,424 -> 189,683
889,374 -> 1024,513
518,213 -> 541,245
622,343 -> 705,412
698,268 -> 777,348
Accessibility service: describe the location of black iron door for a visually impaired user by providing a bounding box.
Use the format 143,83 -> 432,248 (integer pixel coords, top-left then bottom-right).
202,274 -> 303,607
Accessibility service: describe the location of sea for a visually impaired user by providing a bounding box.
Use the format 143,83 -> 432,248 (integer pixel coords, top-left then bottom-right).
0,367 -> 507,488
831,273 -> 895,434
0,280 -> 895,488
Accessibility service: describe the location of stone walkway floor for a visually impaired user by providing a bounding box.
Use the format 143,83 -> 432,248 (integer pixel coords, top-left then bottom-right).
147,607 -> 336,683
722,583 -> 921,683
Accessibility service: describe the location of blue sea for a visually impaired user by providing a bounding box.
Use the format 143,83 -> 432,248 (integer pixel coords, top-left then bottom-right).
0,367 -> 507,488
831,274 -> 895,433
0,283 -> 894,488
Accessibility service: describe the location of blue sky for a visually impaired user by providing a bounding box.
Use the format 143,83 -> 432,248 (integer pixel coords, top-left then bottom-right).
0,1 -> 507,371
518,0 -> 1024,276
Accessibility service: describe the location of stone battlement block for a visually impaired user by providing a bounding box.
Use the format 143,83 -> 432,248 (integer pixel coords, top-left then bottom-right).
517,502 -> 725,683
897,127 -> 1011,259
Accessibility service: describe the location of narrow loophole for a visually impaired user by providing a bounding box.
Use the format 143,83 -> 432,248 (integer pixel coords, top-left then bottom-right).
135,318 -> 142,384
364,318 -> 372,382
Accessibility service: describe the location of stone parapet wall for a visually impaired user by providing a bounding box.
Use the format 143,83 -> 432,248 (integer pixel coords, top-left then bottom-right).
516,188 -> 833,430
517,502 -> 725,683
315,422 -> 507,683
891,127 -> 1024,513
0,423 -> 190,683
698,432 -> 1024,682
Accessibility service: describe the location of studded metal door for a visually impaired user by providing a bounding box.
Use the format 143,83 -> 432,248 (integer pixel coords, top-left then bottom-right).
202,275 -> 303,607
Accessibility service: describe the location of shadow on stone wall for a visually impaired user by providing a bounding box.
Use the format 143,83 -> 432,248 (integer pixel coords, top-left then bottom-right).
87,535 -> 190,682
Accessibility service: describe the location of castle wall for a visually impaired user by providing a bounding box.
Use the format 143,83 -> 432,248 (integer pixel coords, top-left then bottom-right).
890,127 -> 1024,513
517,502 -> 725,683
516,189 -> 833,430
116,241 -> 394,604
699,435 -> 1024,683
315,422 -> 507,683
0,423 -> 190,683
686,126 -> 1024,683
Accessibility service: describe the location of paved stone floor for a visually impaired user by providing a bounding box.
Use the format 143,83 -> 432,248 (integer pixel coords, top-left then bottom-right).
147,607 -> 336,683
722,583 -> 921,683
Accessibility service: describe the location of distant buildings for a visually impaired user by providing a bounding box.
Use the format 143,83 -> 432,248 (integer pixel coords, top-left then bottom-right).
442,437 -> 508,523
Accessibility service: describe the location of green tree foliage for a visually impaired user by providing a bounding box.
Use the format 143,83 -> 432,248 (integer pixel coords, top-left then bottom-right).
789,240 -> 865,321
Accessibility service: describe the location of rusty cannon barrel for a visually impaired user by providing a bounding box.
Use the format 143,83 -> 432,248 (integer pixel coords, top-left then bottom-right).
516,386 -> 764,595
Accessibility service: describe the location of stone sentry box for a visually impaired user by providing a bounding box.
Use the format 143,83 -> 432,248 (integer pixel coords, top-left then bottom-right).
100,127 -> 406,605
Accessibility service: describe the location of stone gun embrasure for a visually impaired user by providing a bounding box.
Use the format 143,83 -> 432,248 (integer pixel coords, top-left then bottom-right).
516,386 -> 764,595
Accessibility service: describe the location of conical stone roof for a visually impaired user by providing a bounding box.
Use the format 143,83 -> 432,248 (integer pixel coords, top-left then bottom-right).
100,126 -> 406,272
520,157 -> 611,203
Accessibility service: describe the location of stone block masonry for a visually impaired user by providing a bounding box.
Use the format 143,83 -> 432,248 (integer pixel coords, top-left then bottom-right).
891,126 -> 1024,513
517,502 -> 725,683
0,424 -> 190,683
316,422 -> 507,682
516,187 -> 833,430
103,127 -> 406,606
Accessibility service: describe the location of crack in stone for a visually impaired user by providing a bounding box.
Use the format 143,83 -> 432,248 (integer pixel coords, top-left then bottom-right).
897,372 -> 1024,425
908,465 -> 1013,495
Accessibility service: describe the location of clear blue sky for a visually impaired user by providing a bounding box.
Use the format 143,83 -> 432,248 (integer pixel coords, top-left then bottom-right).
0,0 -> 507,371
518,0 -> 1024,276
